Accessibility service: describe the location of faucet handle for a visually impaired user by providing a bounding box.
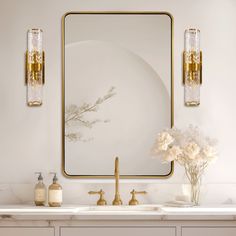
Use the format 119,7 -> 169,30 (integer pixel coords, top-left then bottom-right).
129,189 -> 147,205
88,189 -> 107,206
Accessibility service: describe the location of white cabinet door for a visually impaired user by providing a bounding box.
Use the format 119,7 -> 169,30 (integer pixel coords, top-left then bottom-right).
182,227 -> 236,236
0,227 -> 54,236
61,227 -> 176,236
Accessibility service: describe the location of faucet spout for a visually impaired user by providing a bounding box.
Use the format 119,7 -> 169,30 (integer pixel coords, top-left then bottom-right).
112,157 -> 123,205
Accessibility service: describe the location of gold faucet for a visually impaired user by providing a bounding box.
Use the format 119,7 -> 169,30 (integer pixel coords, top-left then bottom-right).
112,157 -> 123,205
88,189 -> 107,206
129,189 -> 147,205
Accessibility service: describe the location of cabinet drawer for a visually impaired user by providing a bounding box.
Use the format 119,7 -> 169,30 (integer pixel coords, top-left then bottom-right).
0,227 -> 54,236
182,227 -> 236,236
61,227 -> 176,236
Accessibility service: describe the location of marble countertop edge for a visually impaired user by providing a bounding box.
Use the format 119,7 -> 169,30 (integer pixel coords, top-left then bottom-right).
0,205 -> 236,221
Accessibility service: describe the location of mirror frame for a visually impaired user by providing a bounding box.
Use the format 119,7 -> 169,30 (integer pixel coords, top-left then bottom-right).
61,11 -> 174,179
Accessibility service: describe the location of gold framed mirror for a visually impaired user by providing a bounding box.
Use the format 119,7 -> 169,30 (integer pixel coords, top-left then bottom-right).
62,11 -> 174,179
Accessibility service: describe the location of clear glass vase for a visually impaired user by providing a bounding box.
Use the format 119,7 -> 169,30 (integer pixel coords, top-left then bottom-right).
190,178 -> 201,206
184,166 -> 202,206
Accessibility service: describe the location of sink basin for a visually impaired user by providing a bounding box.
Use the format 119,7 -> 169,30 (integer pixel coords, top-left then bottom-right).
77,205 -> 160,212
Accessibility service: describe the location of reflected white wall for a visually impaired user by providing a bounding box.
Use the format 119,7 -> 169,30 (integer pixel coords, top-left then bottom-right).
65,41 -> 170,175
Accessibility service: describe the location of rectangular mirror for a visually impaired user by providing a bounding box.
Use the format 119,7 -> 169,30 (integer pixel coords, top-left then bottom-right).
62,12 -> 174,178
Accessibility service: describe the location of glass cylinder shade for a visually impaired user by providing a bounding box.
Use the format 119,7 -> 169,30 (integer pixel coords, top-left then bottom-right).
26,29 -> 44,106
183,29 -> 201,106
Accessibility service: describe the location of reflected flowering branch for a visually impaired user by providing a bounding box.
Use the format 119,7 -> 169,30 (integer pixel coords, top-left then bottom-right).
65,87 -> 116,142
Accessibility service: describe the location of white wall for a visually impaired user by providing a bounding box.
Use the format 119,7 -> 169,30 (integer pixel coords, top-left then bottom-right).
0,0 -> 236,205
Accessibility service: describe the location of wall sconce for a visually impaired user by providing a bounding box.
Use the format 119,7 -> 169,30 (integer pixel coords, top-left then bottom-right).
26,29 -> 45,106
183,28 -> 202,106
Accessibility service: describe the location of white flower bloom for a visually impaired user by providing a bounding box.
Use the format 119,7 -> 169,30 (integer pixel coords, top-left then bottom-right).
156,132 -> 174,151
190,154 -> 205,165
163,145 -> 183,162
202,145 -> 217,162
151,125 -> 218,169
183,142 -> 200,159
203,145 -> 217,157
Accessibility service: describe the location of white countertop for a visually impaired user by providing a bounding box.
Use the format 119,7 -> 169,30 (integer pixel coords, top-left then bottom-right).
0,205 -> 236,221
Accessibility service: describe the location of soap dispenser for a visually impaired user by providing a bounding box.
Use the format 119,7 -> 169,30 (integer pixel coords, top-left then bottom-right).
34,172 -> 46,206
48,172 -> 62,207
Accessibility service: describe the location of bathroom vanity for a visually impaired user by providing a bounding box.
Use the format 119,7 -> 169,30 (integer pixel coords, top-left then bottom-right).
0,205 -> 236,236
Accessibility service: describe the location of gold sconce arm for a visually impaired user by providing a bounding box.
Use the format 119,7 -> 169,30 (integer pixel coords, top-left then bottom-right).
88,189 -> 107,206
129,189 -> 147,205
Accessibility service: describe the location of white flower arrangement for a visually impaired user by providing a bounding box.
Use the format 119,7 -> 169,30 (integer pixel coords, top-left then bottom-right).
151,125 -> 218,205
151,125 -> 217,165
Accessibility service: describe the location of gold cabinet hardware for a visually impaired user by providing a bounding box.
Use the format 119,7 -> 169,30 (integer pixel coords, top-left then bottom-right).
88,189 -> 107,206
129,189 -> 147,205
